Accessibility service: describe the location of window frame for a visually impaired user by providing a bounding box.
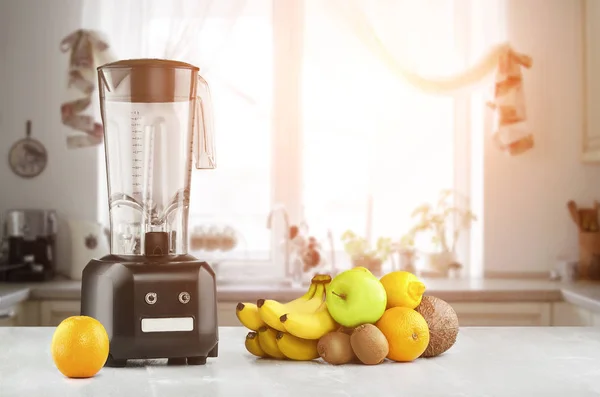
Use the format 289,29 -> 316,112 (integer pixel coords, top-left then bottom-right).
453,0 -> 473,277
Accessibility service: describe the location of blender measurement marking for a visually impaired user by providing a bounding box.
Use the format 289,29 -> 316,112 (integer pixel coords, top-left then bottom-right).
131,110 -> 143,199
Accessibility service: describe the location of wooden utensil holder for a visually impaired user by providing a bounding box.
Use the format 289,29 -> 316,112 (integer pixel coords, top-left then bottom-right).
578,231 -> 600,279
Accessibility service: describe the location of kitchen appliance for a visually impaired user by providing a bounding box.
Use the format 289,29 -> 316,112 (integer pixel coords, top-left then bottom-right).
81,59 -> 218,367
0,209 -> 57,282
67,219 -> 110,281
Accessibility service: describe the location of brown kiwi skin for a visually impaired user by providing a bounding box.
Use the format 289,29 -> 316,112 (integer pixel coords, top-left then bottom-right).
317,331 -> 356,365
350,324 -> 389,365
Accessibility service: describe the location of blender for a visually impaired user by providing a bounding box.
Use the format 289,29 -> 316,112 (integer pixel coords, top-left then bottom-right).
81,59 -> 218,367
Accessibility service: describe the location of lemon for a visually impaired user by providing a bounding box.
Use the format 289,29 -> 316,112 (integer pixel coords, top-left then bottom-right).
380,271 -> 426,309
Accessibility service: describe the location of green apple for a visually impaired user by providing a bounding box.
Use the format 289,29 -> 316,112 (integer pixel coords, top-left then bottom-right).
326,269 -> 387,328
350,266 -> 375,276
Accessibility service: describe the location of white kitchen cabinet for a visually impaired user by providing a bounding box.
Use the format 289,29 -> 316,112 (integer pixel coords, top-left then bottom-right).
15,301 -> 40,326
4,298 -> 600,328
0,307 -> 19,326
551,302 -> 594,326
451,302 -> 552,326
0,316 -> 18,326
39,301 -> 81,326
217,302 -> 241,327
0,301 -> 39,326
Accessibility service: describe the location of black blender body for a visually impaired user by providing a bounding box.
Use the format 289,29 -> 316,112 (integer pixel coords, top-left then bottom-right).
81,254 -> 218,366
80,59 -> 218,367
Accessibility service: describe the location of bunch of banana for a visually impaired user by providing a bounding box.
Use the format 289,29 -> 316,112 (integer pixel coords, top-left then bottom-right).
279,301 -> 337,340
257,281 -> 327,332
235,302 -> 265,331
238,274 -> 336,361
235,274 -> 330,331
244,327 -> 320,361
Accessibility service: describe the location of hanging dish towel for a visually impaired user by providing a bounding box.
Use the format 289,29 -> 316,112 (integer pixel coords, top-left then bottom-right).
487,45 -> 534,156
60,29 -> 116,149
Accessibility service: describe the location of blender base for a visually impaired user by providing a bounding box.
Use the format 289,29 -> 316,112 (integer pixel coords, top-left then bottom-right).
104,347 -> 217,367
80,254 -> 219,367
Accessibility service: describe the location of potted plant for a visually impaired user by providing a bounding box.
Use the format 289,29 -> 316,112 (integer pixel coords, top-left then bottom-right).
406,189 -> 476,276
341,230 -> 392,276
392,233 -> 418,273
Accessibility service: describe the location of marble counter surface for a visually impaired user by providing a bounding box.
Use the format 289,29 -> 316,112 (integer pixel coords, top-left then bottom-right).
2,277 -> 600,311
2,326 -> 600,396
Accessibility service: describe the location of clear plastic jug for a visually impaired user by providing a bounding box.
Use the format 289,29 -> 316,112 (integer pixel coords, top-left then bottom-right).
98,59 -> 215,256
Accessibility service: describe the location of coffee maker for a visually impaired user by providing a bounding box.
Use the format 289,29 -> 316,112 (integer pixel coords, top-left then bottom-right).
80,59 -> 219,367
0,209 -> 57,282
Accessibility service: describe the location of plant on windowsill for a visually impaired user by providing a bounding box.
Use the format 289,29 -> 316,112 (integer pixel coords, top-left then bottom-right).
341,230 -> 392,277
392,233 -> 418,273
406,189 -> 476,277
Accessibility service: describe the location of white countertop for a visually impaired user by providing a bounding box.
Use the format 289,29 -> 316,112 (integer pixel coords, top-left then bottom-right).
2,326 -> 600,396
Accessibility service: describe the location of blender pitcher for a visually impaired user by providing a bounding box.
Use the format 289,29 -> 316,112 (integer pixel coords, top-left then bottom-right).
81,59 -> 219,367
98,59 -> 215,256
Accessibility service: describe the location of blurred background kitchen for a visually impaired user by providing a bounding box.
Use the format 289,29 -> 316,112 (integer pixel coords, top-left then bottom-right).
2,0 -> 600,328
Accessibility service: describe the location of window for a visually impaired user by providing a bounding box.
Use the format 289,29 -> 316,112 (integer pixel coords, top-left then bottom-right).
301,0 -> 458,249
95,0 -> 472,279
183,0 -> 274,264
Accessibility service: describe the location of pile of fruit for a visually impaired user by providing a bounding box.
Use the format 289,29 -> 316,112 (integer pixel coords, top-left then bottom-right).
236,268 -> 459,364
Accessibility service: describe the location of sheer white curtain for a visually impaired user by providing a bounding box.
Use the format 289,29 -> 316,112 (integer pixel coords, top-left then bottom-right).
82,0 -> 245,64
306,0 -> 508,276
323,0 -> 508,94
301,0 -> 462,255
300,0 -> 510,275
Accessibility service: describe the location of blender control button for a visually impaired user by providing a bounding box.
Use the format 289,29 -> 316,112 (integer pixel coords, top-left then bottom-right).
145,292 -> 158,305
179,292 -> 190,304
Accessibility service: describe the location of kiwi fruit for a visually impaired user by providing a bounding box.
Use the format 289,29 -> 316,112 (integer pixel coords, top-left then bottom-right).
415,295 -> 459,357
350,324 -> 389,365
317,331 -> 356,365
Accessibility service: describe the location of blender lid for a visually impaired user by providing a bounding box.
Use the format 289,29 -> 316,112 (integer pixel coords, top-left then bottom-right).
98,59 -> 200,72
98,59 -> 200,102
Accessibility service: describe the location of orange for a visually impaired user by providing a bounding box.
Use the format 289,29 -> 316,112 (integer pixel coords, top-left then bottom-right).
51,316 -> 109,378
380,271 -> 426,309
375,307 -> 430,362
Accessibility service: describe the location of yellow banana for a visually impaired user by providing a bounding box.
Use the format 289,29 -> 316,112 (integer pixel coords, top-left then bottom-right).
280,302 -> 338,340
258,282 -> 326,332
275,331 -> 319,361
236,302 -> 266,331
312,274 -> 333,283
245,331 -> 269,358
257,326 -> 286,359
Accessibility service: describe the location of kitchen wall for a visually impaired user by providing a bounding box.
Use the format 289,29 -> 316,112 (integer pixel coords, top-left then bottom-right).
482,0 -> 599,274
0,0 -> 100,276
0,0 -> 594,277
